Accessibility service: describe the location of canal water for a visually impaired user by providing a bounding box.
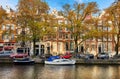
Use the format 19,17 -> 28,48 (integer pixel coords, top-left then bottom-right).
0,64 -> 120,79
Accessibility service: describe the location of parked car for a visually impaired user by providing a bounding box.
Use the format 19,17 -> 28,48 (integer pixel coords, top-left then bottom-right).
96,53 -> 109,59
76,53 -> 85,59
85,54 -> 94,59
76,53 -> 94,59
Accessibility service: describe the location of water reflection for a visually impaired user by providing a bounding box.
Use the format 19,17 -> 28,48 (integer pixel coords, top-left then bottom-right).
76,65 -> 120,79
38,65 -> 76,79
0,65 -> 35,79
0,64 -> 120,79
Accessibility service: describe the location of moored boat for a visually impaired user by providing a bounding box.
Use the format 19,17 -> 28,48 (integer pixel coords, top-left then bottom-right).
45,59 -> 76,65
13,58 -> 35,65
10,53 -> 34,65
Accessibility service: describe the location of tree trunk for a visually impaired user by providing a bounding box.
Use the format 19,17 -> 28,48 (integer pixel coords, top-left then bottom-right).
74,39 -> 78,58
21,29 -> 26,48
115,43 -> 118,55
33,38 -> 36,56
115,34 -> 119,55
21,41 -> 25,47
74,39 -> 78,52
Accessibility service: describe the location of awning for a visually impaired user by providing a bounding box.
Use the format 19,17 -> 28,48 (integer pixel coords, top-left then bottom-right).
4,46 -> 14,50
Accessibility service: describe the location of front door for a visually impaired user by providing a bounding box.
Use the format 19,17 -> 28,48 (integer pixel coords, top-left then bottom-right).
81,46 -> 84,53
40,45 -> 44,55
98,46 -> 101,53
35,49 -> 39,56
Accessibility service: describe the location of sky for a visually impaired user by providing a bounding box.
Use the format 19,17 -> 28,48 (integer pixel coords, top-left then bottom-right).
0,0 -> 115,11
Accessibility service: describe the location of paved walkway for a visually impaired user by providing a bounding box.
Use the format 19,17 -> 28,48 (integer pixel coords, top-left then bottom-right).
33,57 -> 120,65
1,56 -> 120,65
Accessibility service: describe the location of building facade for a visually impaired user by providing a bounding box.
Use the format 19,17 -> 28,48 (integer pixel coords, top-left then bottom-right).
0,6 -> 118,56
0,5 -> 17,52
43,9 -> 116,56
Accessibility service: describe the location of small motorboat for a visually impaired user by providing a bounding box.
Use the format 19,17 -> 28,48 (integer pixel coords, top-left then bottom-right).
13,58 -> 35,65
45,59 -> 76,65
10,53 -> 34,65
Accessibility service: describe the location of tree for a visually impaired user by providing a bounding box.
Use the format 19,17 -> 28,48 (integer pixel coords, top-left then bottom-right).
0,6 -> 7,25
16,0 -> 49,55
61,2 -> 99,53
105,2 -> 120,55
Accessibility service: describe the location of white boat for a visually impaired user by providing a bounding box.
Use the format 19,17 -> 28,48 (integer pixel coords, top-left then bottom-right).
45,59 -> 76,65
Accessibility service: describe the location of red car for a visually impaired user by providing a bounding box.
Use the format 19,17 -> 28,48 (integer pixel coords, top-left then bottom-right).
61,53 -> 72,59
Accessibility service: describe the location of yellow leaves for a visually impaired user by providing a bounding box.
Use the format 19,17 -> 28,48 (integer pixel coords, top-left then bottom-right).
61,2 -> 99,44
104,1 -> 120,37
67,11 -> 75,22
0,8 -> 7,24
105,2 -> 120,21
16,0 -> 50,42
18,0 -> 49,16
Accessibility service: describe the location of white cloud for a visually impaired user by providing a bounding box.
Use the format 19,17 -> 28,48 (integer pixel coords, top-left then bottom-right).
74,0 -> 83,3
74,0 -> 89,3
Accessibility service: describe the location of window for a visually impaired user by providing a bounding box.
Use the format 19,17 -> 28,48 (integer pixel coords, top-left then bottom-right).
70,35 -> 73,39
63,34 -> 65,39
8,43 -> 10,46
58,20 -> 63,24
65,28 -> 69,31
6,25 -> 10,30
65,42 -> 69,51
41,45 -> 44,49
1,25 -> 5,30
35,45 -> 39,48
11,34 -> 14,40
63,34 -> 69,39
2,35 -> 9,40
59,27 -> 62,31
70,42 -> 74,51
91,45 -> 95,51
65,34 -> 68,39
59,33 -> 62,39
65,20 -> 67,24
11,25 -> 14,30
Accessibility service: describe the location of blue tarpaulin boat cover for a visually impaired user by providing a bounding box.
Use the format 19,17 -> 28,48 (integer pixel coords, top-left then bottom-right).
47,56 -> 60,61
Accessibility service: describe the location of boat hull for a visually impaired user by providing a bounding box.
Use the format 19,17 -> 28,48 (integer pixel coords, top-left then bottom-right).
13,60 -> 35,65
45,59 -> 76,65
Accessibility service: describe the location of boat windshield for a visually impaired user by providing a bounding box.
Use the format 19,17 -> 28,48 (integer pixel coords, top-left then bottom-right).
17,48 -> 30,53
54,59 -> 70,62
62,59 -> 69,62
